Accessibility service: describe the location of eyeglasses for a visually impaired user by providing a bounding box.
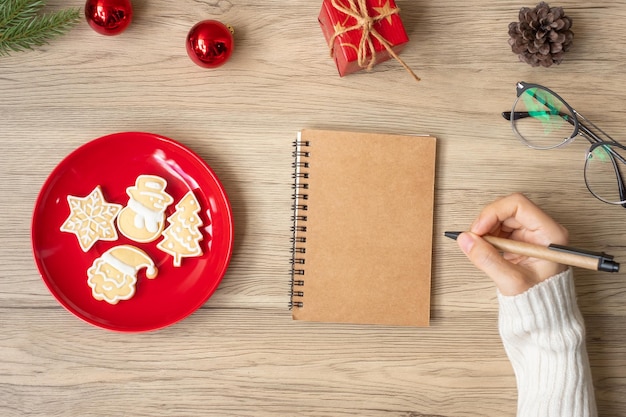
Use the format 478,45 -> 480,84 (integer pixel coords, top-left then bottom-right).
502,81 -> 626,207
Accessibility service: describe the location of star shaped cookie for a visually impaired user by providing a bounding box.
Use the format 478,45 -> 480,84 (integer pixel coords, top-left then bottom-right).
60,186 -> 123,252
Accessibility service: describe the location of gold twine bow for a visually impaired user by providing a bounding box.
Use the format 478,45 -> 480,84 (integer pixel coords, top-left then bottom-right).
328,0 -> 420,82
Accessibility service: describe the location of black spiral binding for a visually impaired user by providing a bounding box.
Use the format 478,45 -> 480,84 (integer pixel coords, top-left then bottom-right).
290,136 -> 310,309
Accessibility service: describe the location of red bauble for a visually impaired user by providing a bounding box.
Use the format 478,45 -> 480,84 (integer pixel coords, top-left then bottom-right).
186,20 -> 234,69
85,0 -> 133,36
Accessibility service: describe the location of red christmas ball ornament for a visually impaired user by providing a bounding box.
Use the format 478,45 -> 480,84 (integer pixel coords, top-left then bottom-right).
85,0 -> 133,36
186,20 -> 234,69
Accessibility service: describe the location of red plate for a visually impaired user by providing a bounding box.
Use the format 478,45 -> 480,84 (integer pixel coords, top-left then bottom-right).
31,132 -> 234,332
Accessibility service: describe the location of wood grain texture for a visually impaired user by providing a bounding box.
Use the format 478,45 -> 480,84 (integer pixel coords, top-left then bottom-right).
1,1 -> 625,416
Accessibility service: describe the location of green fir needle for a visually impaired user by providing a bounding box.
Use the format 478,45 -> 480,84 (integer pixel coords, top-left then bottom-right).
0,0 -> 80,56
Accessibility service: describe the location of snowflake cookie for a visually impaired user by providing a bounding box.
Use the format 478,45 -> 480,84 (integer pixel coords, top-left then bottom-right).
60,186 -> 123,252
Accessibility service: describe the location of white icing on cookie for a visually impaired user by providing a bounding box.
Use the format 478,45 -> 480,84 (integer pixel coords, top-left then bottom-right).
87,245 -> 158,304
117,175 -> 174,243
157,191 -> 204,267
60,186 -> 122,252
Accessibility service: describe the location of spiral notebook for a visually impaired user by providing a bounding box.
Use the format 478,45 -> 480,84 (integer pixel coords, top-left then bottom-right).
290,129 -> 436,326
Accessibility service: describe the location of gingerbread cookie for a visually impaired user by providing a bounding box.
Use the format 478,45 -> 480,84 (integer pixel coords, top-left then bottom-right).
117,175 -> 174,243
60,186 -> 123,252
157,191 -> 204,267
87,245 -> 158,304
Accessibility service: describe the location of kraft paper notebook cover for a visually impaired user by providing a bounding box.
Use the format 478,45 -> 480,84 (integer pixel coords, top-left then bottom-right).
290,129 -> 436,326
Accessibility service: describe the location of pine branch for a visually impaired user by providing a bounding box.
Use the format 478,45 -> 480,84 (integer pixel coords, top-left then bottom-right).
0,2 -> 80,56
0,0 -> 45,29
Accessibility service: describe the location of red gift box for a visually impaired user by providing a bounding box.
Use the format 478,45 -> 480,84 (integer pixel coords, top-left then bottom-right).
319,0 -> 410,77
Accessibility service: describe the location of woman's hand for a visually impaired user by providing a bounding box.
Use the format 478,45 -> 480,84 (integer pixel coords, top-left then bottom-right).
456,193 -> 569,296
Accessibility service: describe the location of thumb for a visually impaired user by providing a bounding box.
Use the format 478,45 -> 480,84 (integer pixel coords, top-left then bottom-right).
456,232 -> 522,283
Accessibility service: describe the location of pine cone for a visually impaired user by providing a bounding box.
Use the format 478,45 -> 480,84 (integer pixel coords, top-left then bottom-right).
508,2 -> 574,67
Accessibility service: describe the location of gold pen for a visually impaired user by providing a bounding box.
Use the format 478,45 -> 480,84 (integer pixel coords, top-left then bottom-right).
445,231 -> 620,273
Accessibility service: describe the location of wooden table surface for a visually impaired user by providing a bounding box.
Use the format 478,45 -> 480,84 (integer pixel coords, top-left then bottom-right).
2,1 -> 625,416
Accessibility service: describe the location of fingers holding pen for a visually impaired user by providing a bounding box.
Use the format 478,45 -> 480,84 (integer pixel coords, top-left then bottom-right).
456,231 -> 542,295
470,193 -> 569,246
455,193 -> 571,295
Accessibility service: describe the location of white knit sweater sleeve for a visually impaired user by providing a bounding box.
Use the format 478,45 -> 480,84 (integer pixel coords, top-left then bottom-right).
497,269 -> 597,417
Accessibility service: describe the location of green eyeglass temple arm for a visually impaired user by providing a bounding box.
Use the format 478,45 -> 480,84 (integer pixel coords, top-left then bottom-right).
502,110 -> 573,122
502,111 -> 597,144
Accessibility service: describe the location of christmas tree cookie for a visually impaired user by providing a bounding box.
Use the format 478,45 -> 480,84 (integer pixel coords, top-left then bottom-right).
157,191 -> 204,266
60,186 -> 123,252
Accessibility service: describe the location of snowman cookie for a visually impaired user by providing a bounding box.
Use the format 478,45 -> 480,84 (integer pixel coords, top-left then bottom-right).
117,175 -> 174,243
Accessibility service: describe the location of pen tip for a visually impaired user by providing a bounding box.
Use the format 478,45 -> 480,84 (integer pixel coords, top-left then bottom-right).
444,231 -> 461,240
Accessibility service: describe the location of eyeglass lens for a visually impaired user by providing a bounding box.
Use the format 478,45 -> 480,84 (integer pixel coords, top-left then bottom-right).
512,87 -> 576,149
585,143 -> 626,204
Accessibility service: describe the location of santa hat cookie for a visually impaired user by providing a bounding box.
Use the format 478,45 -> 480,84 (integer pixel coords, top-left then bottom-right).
87,245 -> 158,304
